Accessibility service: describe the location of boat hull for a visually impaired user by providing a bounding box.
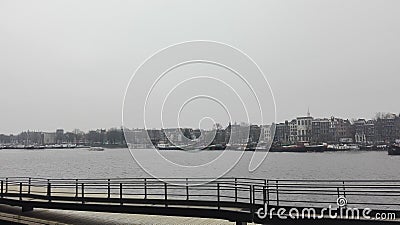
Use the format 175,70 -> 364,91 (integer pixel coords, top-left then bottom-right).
305,145 -> 326,152
270,145 -> 307,153
388,145 -> 400,155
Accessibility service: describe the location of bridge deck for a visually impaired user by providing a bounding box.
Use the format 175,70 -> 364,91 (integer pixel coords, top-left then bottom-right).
0,204 -> 238,225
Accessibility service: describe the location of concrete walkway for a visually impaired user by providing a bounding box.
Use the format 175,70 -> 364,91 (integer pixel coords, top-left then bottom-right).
0,204 -> 247,225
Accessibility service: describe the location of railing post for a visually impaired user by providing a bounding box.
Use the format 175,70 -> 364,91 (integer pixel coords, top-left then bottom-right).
185,178 -> 189,201
47,182 -> 51,202
252,185 -> 256,205
120,183 -> 123,205
250,185 -> 254,214
75,179 -> 78,198
249,185 -> 253,205
217,183 -> 220,210
164,183 -> 168,207
1,180 -> 3,198
266,180 -> 270,205
234,178 -> 238,203
28,178 -> 31,194
276,181 -> 279,206
262,185 -> 266,205
19,182 -> 22,201
81,183 -> 85,204
144,178 -> 147,199
263,179 -> 267,205
5,178 -> 8,194
107,179 -> 111,199
337,187 -> 340,199
342,181 -> 346,198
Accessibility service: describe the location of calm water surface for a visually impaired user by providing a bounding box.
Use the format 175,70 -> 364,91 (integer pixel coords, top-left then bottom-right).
0,148 -> 399,180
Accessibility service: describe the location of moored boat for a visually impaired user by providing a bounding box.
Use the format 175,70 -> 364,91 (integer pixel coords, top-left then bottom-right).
305,144 -> 327,152
270,145 -> 307,152
24,145 -> 35,149
388,144 -> 400,155
156,144 -> 182,150
359,145 -> 374,151
376,144 -> 389,151
88,147 -> 104,151
205,144 -> 226,150
326,144 -> 360,151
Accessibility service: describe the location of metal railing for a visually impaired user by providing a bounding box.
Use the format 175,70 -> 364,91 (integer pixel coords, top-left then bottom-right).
1,177 -> 400,211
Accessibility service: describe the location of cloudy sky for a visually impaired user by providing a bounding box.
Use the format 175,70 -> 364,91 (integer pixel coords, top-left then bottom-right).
0,0 -> 399,134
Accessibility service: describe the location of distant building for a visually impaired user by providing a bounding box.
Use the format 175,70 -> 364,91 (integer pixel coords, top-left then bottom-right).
274,121 -> 290,145
2,111 -> 400,147
17,131 -> 43,145
289,119 -> 297,143
249,125 -> 261,144
192,129 -> 202,139
311,118 -> 331,143
55,129 -> 64,144
43,132 -> 56,144
9,134 -> 17,144
213,129 -> 227,145
354,119 -> 367,143
124,128 -> 150,148
375,113 -> 397,143
146,129 -> 161,145
162,128 -> 188,144
260,125 -> 274,143
396,115 -> 400,141
225,123 -> 250,145
365,120 -> 375,144
297,116 -> 313,142
353,119 -> 375,144
0,134 -> 10,144
329,117 -> 353,143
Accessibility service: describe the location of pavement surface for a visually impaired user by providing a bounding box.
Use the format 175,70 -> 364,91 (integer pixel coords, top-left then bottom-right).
0,204 -> 245,225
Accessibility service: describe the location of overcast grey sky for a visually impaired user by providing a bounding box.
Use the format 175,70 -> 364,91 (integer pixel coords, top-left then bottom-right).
1,0 -> 399,134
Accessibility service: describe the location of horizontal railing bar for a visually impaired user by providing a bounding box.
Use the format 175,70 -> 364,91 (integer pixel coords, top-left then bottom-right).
4,177 -> 400,182
256,189 -> 400,194
267,179 -> 400,183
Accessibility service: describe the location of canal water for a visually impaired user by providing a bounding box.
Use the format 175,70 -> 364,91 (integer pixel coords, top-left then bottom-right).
0,149 -> 399,180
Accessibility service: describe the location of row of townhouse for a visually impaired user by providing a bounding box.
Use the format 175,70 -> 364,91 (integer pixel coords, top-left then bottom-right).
273,113 -> 400,145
